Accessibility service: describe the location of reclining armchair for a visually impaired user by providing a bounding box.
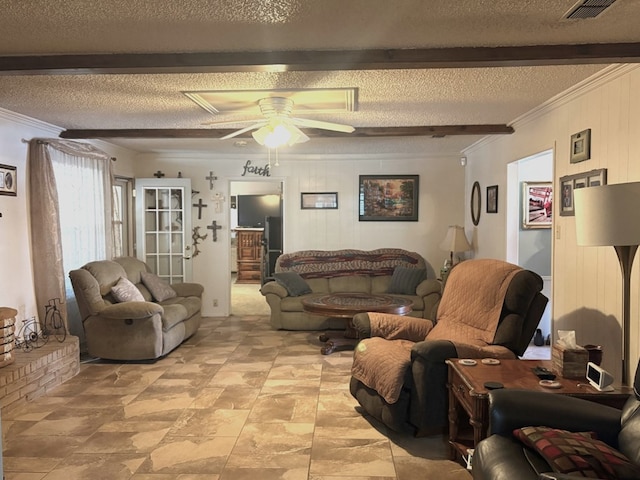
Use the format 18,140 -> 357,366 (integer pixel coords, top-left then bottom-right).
350,259 -> 548,435
472,360 -> 640,479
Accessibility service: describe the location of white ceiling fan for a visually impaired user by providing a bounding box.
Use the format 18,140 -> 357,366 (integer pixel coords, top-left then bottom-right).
203,96 -> 355,147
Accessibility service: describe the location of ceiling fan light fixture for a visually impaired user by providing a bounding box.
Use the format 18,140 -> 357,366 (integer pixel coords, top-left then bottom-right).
252,121 -> 309,148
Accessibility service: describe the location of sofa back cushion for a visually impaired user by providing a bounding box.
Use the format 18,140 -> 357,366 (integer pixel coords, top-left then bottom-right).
329,276 -> 371,293
83,260 -> 128,297
276,248 -> 426,280
114,256 -> 149,285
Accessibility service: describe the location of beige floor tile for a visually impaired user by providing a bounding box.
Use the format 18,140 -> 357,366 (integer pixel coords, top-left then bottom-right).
76,428 -> 171,453
137,436 -> 236,475
310,437 -> 396,477
169,408 -> 250,436
232,422 -> 314,456
393,456 -> 471,479
219,466 -> 309,480
34,453 -> 146,480
248,393 -> 317,423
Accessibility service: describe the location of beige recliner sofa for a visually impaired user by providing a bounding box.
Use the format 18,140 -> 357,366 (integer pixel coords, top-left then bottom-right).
261,248 -> 441,330
69,256 -> 203,361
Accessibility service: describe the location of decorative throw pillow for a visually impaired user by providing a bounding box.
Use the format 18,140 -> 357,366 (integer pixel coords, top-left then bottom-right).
273,272 -> 312,297
111,277 -> 145,303
386,267 -> 426,295
140,271 -> 177,302
513,426 -> 640,479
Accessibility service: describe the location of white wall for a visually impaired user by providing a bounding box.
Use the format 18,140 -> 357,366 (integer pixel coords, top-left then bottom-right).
135,152 -> 466,317
464,65 -> 640,383
0,108 -> 138,327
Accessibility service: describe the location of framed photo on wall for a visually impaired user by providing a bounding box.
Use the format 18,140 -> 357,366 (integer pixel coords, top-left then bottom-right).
570,129 -> 591,163
522,181 -> 552,229
0,164 -> 17,196
559,168 -> 607,216
358,175 -> 419,221
301,192 -> 338,209
486,185 -> 498,213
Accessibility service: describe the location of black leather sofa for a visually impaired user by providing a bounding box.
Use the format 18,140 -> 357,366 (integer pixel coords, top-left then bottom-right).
472,360 -> 640,480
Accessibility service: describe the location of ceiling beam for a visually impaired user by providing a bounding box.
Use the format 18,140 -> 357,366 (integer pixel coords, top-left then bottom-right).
2,43 -> 639,75
60,125 -> 514,139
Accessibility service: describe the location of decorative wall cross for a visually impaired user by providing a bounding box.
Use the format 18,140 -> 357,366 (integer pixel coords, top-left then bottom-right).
193,198 -> 208,219
207,220 -> 222,242
153,170 -> 165,178
205,171 -> 217,190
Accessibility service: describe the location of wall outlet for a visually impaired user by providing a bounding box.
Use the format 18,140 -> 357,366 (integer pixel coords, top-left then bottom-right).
213,299 -> 218,307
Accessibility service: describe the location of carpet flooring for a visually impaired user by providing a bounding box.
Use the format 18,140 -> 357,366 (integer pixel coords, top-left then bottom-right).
1,283 -> 472,479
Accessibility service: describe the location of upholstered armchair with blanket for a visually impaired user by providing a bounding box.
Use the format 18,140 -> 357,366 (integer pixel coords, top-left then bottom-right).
350,259 -> 548,435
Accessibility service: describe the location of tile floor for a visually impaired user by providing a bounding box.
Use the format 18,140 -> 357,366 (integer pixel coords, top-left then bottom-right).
1,314 -> 472,480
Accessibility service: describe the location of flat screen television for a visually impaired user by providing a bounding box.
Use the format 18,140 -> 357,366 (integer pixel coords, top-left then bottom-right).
237,194 -> 281,228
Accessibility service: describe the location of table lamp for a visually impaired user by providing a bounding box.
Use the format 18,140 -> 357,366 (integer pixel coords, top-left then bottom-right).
574,182 -> 640,385
439,225 -> 472,273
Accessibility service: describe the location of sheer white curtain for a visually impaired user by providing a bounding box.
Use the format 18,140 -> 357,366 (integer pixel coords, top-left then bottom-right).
28,139 -> 113,340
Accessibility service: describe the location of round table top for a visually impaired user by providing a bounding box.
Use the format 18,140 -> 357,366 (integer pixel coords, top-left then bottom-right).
302,293 -> 413,318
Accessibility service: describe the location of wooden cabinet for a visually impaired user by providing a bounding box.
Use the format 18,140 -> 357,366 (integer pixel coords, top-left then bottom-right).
235,228 -> 263,283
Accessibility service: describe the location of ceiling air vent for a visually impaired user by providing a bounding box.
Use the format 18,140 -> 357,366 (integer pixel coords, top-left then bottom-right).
564,0 -> 617,19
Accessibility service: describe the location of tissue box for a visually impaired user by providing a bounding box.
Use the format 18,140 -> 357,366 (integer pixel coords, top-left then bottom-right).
552,344 -> 588,379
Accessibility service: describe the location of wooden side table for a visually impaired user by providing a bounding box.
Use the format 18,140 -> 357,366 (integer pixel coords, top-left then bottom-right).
445,358 -> 632,462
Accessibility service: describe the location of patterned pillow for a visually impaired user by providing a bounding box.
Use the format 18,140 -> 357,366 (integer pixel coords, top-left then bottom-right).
273,272 -> 312,296
111,277 -> 145,303
513,426 -> 640,479
386,267 -> 426,295
140,271 -> 177,302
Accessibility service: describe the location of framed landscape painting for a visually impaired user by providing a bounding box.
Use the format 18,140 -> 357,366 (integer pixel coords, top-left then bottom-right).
358,175 -> 419,221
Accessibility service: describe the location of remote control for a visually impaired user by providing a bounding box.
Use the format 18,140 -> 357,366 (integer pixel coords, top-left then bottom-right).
532,366 -> 556,380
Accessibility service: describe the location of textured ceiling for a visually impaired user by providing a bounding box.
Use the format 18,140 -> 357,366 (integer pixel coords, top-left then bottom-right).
0,0 -> 638,155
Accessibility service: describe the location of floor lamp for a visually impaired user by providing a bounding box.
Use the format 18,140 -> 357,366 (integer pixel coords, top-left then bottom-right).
574,182 -> 640,385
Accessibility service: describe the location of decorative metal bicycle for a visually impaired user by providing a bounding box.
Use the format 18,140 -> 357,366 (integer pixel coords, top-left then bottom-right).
14,298 -> 67,351
42,297 -> 67,343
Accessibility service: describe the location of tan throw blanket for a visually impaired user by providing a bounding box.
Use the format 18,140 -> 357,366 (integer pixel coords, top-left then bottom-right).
427,259 -> 521,348
352,337 -> 415,404
370,312 -> 435,341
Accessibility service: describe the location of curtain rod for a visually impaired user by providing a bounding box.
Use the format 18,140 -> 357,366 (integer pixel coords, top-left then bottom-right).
20,138 -> 117,160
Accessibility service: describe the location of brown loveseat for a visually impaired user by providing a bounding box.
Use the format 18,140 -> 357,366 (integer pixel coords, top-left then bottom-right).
69,256 -> 203,360
260,248 -> 442,330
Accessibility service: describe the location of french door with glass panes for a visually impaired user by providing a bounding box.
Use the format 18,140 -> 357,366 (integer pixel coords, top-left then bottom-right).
135,178 -> 192,283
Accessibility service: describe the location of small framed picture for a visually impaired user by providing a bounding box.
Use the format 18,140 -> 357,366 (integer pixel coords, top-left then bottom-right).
522,182 -> 552,229
486,185 -> 498,213
301,192 -> 338,209
559,168 -> 607,217
0,164 -> 17,196
570,128 -> 591,163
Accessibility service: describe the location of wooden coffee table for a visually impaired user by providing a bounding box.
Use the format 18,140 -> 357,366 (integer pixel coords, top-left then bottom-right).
302,293 -> 413,354
446,358 -> 632,462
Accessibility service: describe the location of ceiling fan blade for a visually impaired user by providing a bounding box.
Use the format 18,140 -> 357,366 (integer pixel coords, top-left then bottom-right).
219,122 -> 266,140
290,117 -> 355,133
201,118 -> 260,126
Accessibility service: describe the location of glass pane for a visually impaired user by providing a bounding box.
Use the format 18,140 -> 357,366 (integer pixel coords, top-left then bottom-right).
145,189 -> 157,210
145,233 -> 157,253
158,189 -> 170,210
145,211 -> 157,231
170,189 -> 183,209
159,212 -> 171,231
157,255 -> 171,276
158,233 -> 171,254
172,256 -> 184,276
171,233 -> 183,251
145,256 -> 158,274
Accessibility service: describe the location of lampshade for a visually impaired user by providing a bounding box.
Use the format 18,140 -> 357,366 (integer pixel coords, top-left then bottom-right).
575,182 -> 640,246
439,225 -> 472,253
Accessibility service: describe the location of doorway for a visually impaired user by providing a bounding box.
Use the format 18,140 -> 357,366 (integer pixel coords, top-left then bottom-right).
506,149 -> 553,358
229,180 -> 283,316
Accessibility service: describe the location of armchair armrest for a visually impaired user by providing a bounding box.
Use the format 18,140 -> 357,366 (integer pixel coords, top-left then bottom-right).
99,301 -> 164,320
260,281 -> 289,298
170,282 -> 204,298
415,278 -> 442,297
488,389 -> 622,447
